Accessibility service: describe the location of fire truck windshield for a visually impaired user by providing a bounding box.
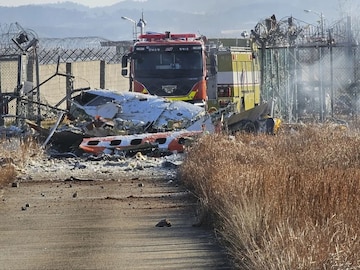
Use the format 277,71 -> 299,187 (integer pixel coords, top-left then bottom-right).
133,50 -> 203,78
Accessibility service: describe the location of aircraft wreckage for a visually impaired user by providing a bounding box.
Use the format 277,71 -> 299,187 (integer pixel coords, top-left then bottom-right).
26,89 -> 278,157
27,90 -> 214,156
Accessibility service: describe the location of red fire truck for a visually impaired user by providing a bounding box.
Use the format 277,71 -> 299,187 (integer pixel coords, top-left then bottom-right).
121,32 -> 208,106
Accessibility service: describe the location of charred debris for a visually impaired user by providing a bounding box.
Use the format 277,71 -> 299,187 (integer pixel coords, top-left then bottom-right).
2,87 -> 277,159
0,23 -> 280,159
25,89 -> 213,157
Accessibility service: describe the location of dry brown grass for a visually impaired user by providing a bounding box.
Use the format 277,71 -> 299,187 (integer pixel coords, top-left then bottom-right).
0,137 -> 42,187
179,124 -> 360,269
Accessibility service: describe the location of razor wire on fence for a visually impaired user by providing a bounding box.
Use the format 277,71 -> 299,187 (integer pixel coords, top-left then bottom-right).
37,38 -> 131,64
0,23 -> 130,64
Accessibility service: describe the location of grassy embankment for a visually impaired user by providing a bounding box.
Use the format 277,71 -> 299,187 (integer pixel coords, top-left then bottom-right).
179,124 -> 360,269
0,138 -> 40,187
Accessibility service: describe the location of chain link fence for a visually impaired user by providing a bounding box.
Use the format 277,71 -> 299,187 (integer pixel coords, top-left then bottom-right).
260,44 -> 360,123
255,15 -> 360,124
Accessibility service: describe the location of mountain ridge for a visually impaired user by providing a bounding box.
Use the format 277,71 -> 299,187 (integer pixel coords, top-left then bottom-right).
0,0 -> 343,40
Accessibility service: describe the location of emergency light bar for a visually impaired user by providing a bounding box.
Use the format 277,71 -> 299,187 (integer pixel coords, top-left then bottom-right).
139,32 -> 197,41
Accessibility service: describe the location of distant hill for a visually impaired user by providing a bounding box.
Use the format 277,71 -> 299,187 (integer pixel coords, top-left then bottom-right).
0,0 -> 344,41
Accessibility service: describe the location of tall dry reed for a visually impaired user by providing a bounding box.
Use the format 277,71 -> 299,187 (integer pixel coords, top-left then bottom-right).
179,124 -> 360,269
0,137 -> 42,187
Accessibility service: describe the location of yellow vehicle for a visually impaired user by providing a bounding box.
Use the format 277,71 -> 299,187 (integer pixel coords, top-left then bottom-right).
206,38 -> 280,134
206,38 -> 261,113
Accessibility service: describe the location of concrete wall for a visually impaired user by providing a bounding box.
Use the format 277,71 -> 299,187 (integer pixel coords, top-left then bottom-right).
105,63 -> 129,91
38,63 -> 67,109
72,61 -> 101,90
0,57 -> 129,125
0,60 -> 129,118
39,61 -> 129,108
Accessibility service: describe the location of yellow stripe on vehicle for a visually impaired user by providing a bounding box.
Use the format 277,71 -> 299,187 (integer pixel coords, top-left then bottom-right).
166,89 -> 198,101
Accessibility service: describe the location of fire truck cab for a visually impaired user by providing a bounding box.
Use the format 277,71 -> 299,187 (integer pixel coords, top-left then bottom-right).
121,32 -> 208,107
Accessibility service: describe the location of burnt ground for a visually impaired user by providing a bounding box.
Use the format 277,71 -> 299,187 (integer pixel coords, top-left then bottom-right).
0,154 -> 233,270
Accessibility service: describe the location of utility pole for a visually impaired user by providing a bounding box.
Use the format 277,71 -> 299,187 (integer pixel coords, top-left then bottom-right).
121,16 -> 137,42
304,9 -> 325,40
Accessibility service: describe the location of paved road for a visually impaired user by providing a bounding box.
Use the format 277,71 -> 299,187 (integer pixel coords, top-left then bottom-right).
0,175 -> 233,270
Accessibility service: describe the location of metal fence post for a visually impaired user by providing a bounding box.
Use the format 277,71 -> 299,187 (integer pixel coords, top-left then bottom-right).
100,60 -> 105,89
66,62 -> 72,111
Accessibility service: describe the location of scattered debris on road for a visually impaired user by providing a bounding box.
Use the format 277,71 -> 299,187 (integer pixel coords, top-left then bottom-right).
156,218 -> 172,227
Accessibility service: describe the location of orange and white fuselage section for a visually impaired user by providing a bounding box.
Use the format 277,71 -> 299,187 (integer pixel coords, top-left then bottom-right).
79,130 -> 202,155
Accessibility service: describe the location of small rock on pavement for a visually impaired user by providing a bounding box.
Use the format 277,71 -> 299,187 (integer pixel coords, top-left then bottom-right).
155,218 -> 172,227
11,182 -> 19,188
71,161 -> 86,170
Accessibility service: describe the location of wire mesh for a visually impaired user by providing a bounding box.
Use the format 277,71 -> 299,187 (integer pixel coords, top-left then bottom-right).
260,43 -> 360,123
255,14 -> 360,124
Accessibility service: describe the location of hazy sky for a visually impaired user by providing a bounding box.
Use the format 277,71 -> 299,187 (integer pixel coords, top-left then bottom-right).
0,0 -> 126,7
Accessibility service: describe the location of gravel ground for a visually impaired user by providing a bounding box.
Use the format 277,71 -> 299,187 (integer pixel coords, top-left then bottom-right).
0,149 -> 233,270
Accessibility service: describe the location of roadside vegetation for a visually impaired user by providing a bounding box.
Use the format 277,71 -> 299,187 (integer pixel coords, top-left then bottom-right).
0,138 -> 41,187
179,124 -> 360,269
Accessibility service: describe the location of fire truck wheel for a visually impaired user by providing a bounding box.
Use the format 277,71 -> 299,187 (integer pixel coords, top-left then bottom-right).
243,121 -> 257,133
